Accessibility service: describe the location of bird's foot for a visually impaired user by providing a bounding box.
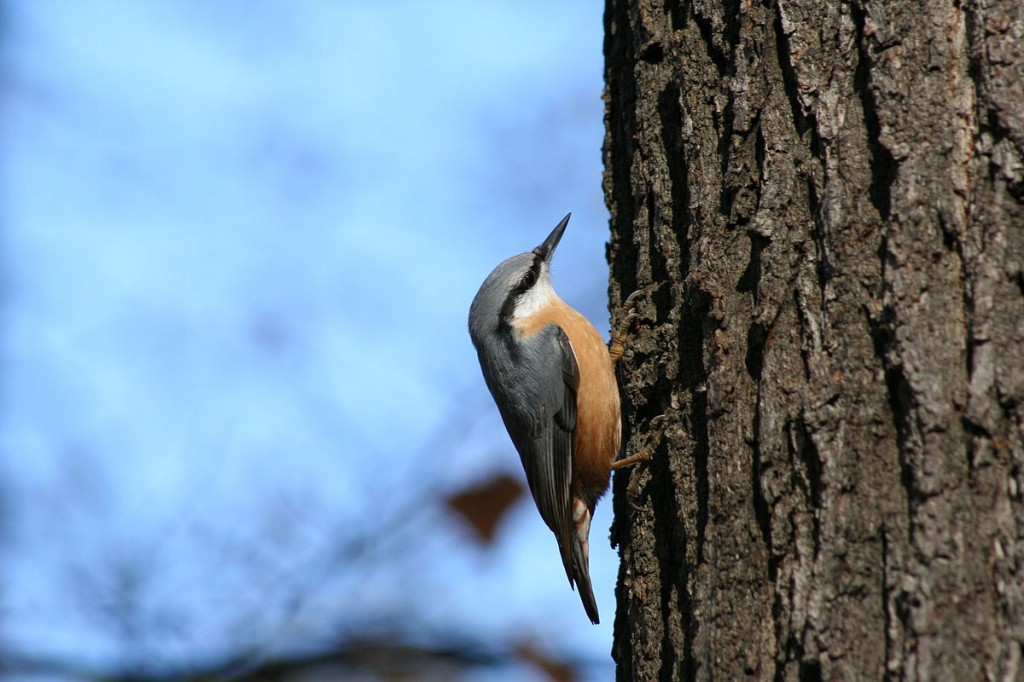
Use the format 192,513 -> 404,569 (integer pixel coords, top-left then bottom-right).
611,414 -> 670,470
609,282 -> 663,365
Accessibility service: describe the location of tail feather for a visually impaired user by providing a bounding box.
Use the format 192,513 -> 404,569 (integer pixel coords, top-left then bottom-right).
571,534 -> 599,623
569,499 -> 599,624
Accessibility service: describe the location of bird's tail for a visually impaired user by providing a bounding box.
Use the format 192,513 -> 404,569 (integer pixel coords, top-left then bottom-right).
570,499 -> 600,624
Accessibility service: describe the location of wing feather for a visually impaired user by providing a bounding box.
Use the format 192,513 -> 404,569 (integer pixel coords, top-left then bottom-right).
480,323 -> 579,583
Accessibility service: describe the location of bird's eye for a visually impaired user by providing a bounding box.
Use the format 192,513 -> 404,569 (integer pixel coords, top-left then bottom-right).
521,268 -> 538,288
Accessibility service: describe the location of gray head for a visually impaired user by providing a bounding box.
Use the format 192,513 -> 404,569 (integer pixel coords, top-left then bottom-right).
468,213 -> 570,342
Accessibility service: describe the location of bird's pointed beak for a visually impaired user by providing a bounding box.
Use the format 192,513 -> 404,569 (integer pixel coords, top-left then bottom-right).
534,212 -> 571,262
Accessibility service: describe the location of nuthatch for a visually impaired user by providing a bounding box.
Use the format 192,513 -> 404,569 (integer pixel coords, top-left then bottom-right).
469,213 -> 641,624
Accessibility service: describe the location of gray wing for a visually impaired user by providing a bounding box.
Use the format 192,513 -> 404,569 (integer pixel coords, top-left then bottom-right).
483,323 -> 579,581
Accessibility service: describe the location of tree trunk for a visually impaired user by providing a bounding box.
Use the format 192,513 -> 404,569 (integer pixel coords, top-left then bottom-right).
603,0 -> 1024,679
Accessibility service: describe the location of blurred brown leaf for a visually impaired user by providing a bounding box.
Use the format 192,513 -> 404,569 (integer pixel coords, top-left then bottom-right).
515,641 -> 577,682
445,473 -> 524,545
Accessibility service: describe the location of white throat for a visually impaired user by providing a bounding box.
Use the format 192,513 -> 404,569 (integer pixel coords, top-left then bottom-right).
512,270 -> 557,321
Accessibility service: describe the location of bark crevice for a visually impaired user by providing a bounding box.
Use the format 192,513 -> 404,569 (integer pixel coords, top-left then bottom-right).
850,0 -> 896,223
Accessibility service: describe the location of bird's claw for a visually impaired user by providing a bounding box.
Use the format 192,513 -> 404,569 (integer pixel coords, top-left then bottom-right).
611,414 -> 670,471
610,282 -> 663,364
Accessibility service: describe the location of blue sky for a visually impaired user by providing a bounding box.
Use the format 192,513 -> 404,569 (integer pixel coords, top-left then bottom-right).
1,1 -> 617,678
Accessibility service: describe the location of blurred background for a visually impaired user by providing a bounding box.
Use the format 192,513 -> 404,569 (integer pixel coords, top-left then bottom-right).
0,1 -> 617,680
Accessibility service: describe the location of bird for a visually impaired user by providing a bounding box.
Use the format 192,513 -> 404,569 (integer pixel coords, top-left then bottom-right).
468,212 -> 636,624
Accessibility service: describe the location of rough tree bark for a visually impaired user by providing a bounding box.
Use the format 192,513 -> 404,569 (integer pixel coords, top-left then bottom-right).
603,0 -> 1024,679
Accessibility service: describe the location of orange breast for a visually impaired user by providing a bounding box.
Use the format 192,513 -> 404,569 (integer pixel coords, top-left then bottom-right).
514,298 -> 621,507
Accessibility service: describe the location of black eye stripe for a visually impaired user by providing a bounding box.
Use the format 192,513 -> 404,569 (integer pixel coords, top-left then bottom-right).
498,256 -> 545,327
514,256 -> 543,293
